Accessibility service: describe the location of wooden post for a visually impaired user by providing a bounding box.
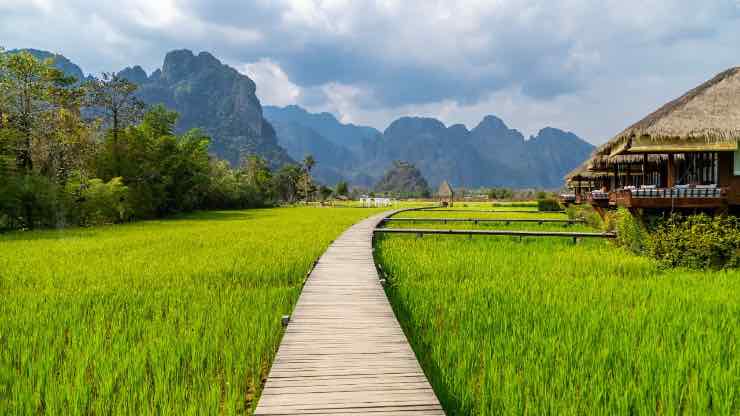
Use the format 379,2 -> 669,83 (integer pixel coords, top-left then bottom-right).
642,154 -> 648,186
667,154 -> 676,187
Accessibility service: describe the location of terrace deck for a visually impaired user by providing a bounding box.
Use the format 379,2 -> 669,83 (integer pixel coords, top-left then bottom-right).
254,212 -> 443,416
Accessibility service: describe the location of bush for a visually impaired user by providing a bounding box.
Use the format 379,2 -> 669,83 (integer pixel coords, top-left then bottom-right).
1,174 -> 65,229
537,198 -> 562,212
70,177 -> 131,225
612,208 -> 648,254
565,204 -> 603,229
646,214 -> 740,269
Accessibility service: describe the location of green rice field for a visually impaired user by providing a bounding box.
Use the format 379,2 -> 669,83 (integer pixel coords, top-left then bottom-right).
0,207 -> 384,414
376,211 -> 739,415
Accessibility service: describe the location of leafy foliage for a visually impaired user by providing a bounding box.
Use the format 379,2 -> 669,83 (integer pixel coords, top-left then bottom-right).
0,50 -> 306,230
536,197 -> 562,212
335,180 -> 349,197
646,213 -> 740,269
612,208 -> 648,254
565,204 -> 603,229
487,187 -> 513,199
374,160 -> 431,197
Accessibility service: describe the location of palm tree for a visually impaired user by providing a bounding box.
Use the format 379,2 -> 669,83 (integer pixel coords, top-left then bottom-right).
302,154 -> 316,202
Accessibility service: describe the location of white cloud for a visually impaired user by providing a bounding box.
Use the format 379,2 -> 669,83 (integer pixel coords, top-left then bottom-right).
1,0 -> 738,142
241,59 -> 301,106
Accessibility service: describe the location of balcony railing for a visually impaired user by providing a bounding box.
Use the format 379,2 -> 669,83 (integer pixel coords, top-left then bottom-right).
609,186 -> 726,209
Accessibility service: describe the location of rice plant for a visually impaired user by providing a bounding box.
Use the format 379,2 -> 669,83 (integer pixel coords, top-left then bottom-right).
0,207 -> 384,414
375,219 -> 739,415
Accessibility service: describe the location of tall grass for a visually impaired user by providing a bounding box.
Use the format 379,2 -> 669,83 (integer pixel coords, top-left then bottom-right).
375,218 -> 739,414
0,207 -> 384,414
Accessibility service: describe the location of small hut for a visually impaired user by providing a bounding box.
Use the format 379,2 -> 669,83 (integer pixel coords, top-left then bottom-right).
437,181 -> 455,207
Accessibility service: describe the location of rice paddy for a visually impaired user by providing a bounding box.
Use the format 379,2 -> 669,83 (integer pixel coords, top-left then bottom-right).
375,209 -> 739,415
0,207 -> 384,415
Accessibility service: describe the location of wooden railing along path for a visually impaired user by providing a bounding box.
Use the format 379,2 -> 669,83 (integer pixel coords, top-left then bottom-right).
373,227 -> 616,242
254,211 -> 444,415
382,217 -> 585,225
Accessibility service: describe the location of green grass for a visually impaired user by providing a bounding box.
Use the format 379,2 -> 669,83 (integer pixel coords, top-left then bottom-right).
375,221 -> 739,414
0,207 -> 385,415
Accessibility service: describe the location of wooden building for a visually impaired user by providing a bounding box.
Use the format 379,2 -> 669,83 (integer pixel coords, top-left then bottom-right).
437,180 -> 455,207
574,66 -> 740,216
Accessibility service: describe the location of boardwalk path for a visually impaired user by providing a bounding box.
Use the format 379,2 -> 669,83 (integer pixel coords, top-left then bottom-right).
255,211 -> 444,415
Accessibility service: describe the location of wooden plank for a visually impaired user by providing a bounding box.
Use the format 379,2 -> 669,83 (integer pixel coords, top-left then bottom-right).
254,211 -> 444,416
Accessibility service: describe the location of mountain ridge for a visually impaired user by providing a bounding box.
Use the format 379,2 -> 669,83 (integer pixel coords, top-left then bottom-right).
266,104 -> 594,189
15,47 -> 594,188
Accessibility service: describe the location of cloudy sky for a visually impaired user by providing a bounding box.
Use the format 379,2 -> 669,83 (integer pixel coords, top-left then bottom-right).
2,0 -> 739,143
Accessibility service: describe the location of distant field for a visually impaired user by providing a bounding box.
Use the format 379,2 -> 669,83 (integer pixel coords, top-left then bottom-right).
0,207 -> 385,414
376,211 -> 739,414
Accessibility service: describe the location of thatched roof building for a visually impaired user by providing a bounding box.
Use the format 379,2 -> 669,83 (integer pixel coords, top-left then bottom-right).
437,180 -> 454,198
599,66 -> 740,157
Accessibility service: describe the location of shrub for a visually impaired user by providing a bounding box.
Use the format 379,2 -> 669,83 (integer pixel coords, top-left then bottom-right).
537,198 -> 562,212
72,177 -> 131,225
2,174 -> 65,229
646,214 -> 740,269
612,208 -> 647,254
565,204 -> 603,229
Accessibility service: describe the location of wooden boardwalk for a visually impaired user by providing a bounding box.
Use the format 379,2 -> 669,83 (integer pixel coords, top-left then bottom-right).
254,212 -> 444,415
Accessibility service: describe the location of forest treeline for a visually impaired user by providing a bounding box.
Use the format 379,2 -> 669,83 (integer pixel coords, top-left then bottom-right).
0,50 -> 323,230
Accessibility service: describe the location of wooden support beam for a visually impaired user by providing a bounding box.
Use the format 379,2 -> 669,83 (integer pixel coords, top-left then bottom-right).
643,153 -> 648,186
667,153 -> 676,187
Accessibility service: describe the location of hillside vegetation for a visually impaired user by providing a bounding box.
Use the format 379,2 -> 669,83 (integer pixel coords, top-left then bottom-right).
373,161 -> 431,197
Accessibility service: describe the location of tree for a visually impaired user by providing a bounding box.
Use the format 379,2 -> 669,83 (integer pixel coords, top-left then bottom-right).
335,180 -> 349,197
0,50 -> 78,173
319,185 -> 333,201
85,73 -> 145,176
243,155 -> 274,205
273,164 -> 302,203
301,154 -> 316,202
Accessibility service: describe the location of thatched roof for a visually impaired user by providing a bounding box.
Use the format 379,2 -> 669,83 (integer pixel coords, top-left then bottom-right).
437,180 -> 454,197
601,66 -> 740,156
587,153 -> 677,172
565,160 -> 591,181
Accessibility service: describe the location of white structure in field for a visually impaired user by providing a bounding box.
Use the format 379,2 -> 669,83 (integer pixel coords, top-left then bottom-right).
360,197 -> 393,208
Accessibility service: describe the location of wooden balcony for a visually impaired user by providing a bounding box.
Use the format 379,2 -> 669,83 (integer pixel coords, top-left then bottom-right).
586,191 -> 611,208
610,187 -> 727,209
559,194 -> 577,206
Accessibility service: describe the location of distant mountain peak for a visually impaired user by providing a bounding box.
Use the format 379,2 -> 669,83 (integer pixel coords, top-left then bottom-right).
160,49 -> 245,86
118,65 -> 148,84
474,115 -> 510,131
447,123 -> 470,136
529,127 -> 581,142
384,116 -> 447,136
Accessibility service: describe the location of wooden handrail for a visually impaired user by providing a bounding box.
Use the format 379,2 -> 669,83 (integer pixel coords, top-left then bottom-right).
374,228 -> 616,240
425,209 -> 565,214
381,217 -> 584,224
